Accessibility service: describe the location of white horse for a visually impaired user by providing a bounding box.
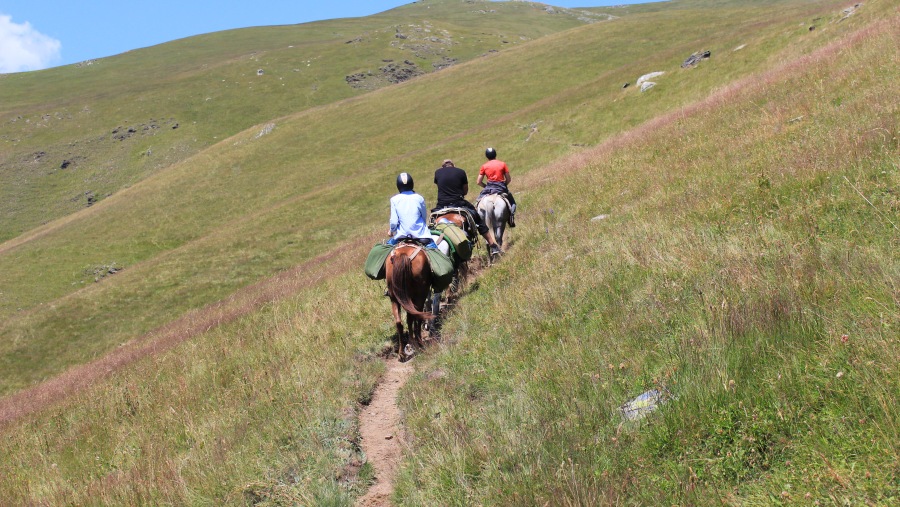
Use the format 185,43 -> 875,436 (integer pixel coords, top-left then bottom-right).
477,194 -> 511,249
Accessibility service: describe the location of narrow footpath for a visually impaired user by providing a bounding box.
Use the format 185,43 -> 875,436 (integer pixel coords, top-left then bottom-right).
355,256 -> 487,505
356,357 -> 415,507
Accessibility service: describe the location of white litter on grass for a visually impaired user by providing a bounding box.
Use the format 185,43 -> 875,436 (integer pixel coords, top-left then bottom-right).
635,72 -> 664,93
621,389 -> 669,421
255,123 -> 275,138
840,3 -> 862,21
591,214 -> 610,222
636,71 -> 664,86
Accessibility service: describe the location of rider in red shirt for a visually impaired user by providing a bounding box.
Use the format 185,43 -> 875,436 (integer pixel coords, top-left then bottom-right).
476,147 -> 516,227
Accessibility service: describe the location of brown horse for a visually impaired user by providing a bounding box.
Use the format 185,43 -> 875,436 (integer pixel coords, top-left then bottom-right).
385,242 -> 433,361
432,211 -> 472,238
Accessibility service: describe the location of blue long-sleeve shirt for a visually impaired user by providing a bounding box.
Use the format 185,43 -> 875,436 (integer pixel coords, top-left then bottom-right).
390,191 -> 432,240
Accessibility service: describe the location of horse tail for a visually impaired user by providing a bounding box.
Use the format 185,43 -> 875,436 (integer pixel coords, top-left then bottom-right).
388,252 -> 434,319
483,196 -> 497,232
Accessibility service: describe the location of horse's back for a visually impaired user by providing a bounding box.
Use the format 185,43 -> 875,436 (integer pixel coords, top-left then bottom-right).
386,244 -> 432,282
433,212 -> 467,231
479,194 -> 508,220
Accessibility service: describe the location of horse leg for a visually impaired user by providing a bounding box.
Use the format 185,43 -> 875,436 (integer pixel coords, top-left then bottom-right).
431,291 -> 441,330
407,312 -> 420,353
391,298 -> 407,360
482,199 -> 502,261
425,289 -> 440,332
494,203 -> 508,248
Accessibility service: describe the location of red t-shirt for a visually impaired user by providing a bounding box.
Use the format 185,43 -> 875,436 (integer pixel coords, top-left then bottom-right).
480,160 -> 509,183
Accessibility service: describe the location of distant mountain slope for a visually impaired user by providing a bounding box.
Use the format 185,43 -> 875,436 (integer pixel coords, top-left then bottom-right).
0,0 -> 605,242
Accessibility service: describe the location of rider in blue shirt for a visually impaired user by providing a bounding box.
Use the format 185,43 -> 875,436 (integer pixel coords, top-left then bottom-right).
388,172 -> 437,248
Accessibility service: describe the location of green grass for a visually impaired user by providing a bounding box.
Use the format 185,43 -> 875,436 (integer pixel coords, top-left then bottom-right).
0,0 -> 862,397
395,13 -> 898,504
0,269 -> 390,505
0,0 -> 597,243
0,0 -> 896,504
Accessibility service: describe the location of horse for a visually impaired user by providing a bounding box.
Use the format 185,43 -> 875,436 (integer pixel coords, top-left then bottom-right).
429,209 -> 479,297
384,242 -> 434,361
477,194 -> 511,249
431,209 -> 478,245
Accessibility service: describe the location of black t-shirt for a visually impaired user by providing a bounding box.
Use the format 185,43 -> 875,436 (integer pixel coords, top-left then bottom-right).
434,166 -> 468,208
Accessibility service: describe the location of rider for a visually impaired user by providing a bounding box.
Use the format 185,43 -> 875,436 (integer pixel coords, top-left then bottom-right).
433,159 -> 502,256
476,147 -> 516,228
388,172 -> 437,249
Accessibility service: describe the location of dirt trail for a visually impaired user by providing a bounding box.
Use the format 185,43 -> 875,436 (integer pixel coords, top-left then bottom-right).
356,357 -> 415,507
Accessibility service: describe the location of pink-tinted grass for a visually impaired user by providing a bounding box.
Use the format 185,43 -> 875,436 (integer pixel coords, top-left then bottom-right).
0,233 -> 376,426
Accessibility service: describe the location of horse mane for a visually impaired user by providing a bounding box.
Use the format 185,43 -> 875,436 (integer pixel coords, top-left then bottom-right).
388,250 -> 433,319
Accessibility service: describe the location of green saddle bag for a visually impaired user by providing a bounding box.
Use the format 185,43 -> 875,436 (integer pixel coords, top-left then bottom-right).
364,243 -> 455,293
431,223 -> 472,261
425,248 -> 455,293
364,243 -> 393,280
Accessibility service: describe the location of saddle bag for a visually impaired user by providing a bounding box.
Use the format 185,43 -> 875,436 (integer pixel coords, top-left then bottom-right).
431,223 -> 472,261
425,249 -> 455,293
364,243 -> 393,280
365,243 -> 455,293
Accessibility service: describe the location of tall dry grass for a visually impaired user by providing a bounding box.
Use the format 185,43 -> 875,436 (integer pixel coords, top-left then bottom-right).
0,265 -> 396,505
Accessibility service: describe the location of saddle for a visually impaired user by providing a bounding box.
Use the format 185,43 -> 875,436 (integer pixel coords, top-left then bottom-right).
391,239 -> 427,261
475,191 -> 512,211
429,207 -> 479,243
364,239 -> 455,292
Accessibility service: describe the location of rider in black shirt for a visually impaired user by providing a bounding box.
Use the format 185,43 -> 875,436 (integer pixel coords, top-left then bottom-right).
433,159 -> 501,255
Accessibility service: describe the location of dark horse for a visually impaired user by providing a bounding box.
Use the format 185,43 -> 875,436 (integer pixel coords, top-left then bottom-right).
385,242 -> 433,361
430,210 -> 476,296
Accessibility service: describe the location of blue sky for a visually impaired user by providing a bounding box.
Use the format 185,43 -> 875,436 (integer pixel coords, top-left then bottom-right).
0,0 -> 651,73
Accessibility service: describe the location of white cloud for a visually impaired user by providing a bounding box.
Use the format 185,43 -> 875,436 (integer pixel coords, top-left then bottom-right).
0,13 -> 61,73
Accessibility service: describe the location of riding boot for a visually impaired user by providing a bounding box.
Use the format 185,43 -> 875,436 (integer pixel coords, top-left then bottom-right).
509,203 -> 516,228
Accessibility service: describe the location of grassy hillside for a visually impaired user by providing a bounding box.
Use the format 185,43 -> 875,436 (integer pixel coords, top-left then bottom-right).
0,0 -> 896,504
0,0 -> 864,397
397,12 -> 899,504
0,0 -> 599,243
